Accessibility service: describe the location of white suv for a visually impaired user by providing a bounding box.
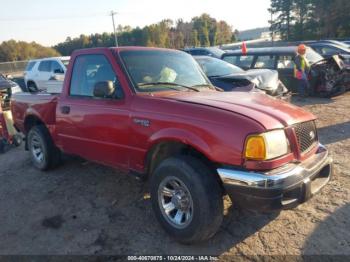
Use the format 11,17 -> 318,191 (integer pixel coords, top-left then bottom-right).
24,57 -> 70,93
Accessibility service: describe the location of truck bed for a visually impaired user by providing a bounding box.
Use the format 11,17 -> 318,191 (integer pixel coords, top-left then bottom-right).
11,92 -> 59,133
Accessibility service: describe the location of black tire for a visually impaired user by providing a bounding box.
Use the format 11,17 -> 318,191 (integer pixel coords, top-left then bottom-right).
27,125 -> 61,170
150,155 -> 223,244
27,82 -> 38,93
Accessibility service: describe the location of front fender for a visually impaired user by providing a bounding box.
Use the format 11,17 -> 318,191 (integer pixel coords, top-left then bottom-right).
148,128 -> 213,160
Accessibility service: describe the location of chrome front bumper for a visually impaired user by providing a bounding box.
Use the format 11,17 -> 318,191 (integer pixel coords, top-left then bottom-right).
217,144 -> 333,210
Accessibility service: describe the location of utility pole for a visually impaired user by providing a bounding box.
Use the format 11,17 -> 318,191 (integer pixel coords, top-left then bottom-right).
271,11 -> 274,45
268,8 -> 274,46
110,11 -> 118,47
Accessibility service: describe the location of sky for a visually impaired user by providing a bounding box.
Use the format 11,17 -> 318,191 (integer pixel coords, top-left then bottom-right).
0,0 -> 271,46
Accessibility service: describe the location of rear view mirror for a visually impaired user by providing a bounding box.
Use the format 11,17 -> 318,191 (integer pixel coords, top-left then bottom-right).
93,81 -> 115,98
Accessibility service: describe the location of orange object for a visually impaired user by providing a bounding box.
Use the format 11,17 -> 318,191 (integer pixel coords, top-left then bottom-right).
297,44 -> 306,55
242,42 -> 247,55
245,135 -> 266,160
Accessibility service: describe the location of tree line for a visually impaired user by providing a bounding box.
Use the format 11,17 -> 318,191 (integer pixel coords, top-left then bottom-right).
0,13 -> 235,61
269,0 -> 350,41
54,13 -> 236,55
0,40 -> 60,62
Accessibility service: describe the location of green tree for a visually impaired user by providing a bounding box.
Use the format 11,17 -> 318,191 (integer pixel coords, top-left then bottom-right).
53,13 -> 235,53
0,40 -> 60,62
174,32 -> 185,49
292,0 -> 314,40
269,0 -> 350,41
270,0 -> 294,40
190,30 -> 200,47
216,21 -> 234,45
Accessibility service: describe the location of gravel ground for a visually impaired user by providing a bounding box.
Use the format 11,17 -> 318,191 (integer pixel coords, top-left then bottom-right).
0,93 -> 349,258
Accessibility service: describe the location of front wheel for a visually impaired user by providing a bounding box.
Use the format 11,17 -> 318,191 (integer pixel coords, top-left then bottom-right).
150,156 -> 223,244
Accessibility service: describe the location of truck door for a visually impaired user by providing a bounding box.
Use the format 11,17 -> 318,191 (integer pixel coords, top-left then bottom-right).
56,53 -> 130,170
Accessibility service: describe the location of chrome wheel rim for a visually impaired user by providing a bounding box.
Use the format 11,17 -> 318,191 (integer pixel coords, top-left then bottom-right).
31,133 -> 44,163
158,176 -> 193,229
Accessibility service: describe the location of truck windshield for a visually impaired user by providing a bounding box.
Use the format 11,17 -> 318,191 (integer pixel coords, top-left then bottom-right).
119,50 -> 213,92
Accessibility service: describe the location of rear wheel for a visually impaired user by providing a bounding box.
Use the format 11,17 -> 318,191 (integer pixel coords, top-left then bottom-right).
150,156 -> 223,244
27,125 -> 61,170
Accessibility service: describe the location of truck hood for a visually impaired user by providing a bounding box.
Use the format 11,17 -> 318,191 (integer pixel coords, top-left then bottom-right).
163,91 -> 315,129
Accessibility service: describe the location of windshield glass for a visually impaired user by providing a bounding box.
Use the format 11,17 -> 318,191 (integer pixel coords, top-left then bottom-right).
195,57 -> 244,77
120,50 -> 211,92
306,48 -> 324,64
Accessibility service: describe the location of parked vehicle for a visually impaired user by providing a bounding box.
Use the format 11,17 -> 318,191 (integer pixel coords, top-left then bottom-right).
222,46 -> 350,97
0,74 -> 22,93
194,56 -> 290,100
305,41 -> 350,62
24,57 -> 70,93
182,47 -> 225,59
0,74 -> 22,152
11,47 -> 332,243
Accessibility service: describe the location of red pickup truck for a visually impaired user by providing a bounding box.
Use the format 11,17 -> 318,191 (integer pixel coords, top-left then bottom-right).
11,47 -> 332,243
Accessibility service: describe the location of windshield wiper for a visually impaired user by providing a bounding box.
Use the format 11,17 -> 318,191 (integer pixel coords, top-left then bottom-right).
191,84 -> 223,92
138,82 -> 200,92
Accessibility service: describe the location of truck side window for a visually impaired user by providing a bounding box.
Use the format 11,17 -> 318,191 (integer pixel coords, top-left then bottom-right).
70,54 -> 121,98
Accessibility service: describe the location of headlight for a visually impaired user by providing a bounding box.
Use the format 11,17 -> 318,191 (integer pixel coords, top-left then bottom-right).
244,129 -> 289,160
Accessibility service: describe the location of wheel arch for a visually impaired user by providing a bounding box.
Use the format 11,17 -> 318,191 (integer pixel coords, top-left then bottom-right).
24,114 -> 45,134
144,129 -> 223,187
24,114 -> 46,150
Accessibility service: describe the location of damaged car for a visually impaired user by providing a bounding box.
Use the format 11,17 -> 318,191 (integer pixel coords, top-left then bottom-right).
222,46 -> 350,97
310,54 -> 350,97
194,56 -> 290,100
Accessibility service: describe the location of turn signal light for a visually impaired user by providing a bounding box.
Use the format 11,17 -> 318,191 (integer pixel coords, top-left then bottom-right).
245,135 -> 266,160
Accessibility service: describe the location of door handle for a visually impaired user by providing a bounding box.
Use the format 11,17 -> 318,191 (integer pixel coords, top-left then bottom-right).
60,106 -> 70,114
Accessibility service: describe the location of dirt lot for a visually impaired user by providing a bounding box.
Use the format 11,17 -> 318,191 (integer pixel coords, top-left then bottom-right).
0,93 -> 349,258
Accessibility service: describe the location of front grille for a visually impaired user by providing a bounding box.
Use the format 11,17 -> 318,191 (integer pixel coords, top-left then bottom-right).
294,121 -> 318,153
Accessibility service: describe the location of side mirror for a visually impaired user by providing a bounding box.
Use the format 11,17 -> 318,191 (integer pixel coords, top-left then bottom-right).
54,69 -> 64,74
93,81 -> 115,98
6,74 -> 13,79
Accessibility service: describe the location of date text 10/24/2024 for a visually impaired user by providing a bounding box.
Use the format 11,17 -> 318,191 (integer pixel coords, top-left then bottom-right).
127,256 -> 219,261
